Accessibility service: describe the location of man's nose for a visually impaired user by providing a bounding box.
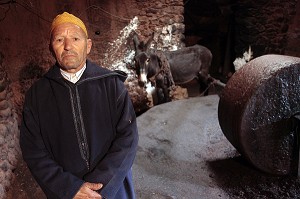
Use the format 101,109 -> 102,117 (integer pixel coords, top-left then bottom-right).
64,39 -> 72,50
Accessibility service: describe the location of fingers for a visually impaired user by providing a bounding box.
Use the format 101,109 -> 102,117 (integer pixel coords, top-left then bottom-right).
85,182 -> 103,191
73,182 -> 103,199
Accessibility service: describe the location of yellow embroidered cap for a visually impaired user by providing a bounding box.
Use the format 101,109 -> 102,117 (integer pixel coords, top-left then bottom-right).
50,12 -> 88,37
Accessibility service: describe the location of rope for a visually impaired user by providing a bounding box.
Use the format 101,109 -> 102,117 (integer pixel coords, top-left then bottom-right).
199,75 -> 226,96
0,1 -> 132,25
15,0 -> 52,23
81,5 -> 131,22
0,2 -> 10,21
155,50 -> 175,88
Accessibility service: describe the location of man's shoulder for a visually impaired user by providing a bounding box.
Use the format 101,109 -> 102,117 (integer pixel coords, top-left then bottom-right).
86,60 -> 110,73
86,60 -> 127,82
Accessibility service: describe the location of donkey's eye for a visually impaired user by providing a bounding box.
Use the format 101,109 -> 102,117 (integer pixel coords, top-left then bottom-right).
146,58 -> 150,64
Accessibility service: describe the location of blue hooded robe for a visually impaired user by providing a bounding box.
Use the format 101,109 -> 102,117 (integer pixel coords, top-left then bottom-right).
20,60 -> 139,199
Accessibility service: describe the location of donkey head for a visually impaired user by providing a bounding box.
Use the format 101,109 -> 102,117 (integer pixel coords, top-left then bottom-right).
133,33 -> 161,87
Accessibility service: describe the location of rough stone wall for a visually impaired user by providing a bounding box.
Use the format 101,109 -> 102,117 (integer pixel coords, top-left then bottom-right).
133,0 -> 185,51
86,0 -> 185,68
0,54 -> 20,198
234,0 -> 298,58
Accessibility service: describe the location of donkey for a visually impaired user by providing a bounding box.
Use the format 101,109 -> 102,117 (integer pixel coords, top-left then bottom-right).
133,33 -> 213,104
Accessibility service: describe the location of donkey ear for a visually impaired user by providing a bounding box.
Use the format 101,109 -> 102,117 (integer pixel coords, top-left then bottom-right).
133,33 -> 141,54
145,32 -> 154,51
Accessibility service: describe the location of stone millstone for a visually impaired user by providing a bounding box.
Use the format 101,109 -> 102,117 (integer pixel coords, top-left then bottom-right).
218,54 -> 300,175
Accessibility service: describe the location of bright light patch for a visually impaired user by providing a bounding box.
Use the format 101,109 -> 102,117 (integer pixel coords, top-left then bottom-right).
103,17 -> 139,77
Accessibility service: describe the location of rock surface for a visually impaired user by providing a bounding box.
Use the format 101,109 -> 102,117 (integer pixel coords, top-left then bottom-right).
0,61 -> 20,199
133,95 -> 300,199
133,95 -> 234,198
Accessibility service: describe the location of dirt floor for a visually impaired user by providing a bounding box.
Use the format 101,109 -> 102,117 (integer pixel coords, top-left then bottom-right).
6,95 -> 300,199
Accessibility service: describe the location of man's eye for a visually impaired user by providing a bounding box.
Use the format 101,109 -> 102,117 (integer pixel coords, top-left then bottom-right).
74,38 -> 80,41
55,38 -> 63,43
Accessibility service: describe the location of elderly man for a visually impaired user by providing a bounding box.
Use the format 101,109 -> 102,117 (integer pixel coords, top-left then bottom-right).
20,12 -> 138,199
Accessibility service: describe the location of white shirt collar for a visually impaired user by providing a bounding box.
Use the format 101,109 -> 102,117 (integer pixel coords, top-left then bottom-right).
60,64 -> 86,83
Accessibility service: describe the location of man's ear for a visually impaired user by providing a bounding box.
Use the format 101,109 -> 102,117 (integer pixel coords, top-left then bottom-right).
87,39 -> 92,54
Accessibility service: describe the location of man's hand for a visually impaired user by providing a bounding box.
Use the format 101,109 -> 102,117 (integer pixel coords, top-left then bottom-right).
73,182 -> 103,199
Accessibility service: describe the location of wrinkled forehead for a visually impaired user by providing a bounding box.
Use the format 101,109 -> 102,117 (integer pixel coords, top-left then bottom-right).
51,23 -> 86,39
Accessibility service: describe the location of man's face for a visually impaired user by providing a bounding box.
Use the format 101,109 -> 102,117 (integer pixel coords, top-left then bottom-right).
50,23 -> 92,73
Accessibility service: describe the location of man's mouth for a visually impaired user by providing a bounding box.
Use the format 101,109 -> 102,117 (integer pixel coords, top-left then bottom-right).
63,54 -> 75,58
62,52 -> 77,58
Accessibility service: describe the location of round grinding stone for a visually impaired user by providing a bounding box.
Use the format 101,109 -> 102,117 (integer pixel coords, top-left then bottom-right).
218,54 -> 300,175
